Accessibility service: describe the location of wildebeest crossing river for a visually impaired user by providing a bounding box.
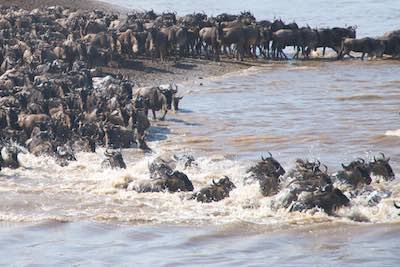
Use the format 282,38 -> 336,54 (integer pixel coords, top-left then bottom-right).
1,0 -> 400,266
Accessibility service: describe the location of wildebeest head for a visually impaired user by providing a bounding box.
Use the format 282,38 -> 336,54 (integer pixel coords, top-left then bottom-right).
293,159 -> 332,191
149,157 -> 174,180
173,96 -> 183,111
248,152 -> 286,179
0,145 -> 20,169
341,158 -> 372,187
103,149 -> 126,169
213,176 -> 236,192
347,26 -> 357,38
56,144 -> 76,167
369,153 -> 395,181
159,84 -> 178,110
165,170 -> 194,192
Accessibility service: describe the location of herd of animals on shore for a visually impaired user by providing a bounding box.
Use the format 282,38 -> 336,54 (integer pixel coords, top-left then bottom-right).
0,5 -> 399,217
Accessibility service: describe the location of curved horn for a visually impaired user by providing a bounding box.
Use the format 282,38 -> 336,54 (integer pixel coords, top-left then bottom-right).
357,158 -> 365,164
105,148 -> 113,156
312,165 -> 318,173
261,156 -> 266,161
212,179 -> 218,186
267,152 -> 273,158
316,160 -> 321,167
322,164 -> 328,173
342,163 -> 349,170
374,156 -> 377,162
380,153 -> 386,160
394,202 -> 400,209
166,170 -> 174,177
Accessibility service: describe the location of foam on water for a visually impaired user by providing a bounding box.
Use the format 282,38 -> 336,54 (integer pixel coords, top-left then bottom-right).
1,145 -> 399,226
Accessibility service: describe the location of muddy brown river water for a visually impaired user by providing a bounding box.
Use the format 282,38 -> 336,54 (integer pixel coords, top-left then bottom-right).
1,0 -> 400,265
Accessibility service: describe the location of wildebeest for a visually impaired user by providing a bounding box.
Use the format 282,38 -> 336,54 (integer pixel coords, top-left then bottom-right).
247,153 -> 286,196
134,84 -> 177,120
0,145 -> 20,169
289,185 -> 350,215
103,124 -> 136,149
368,153 -> 395,181
132,170 -> 194,193
272,29 -> 303,59
221,26 -> 247,60
55,144 -> 77,167
172,96 -> 183,111
192,176 -> 236,203
316,26 -> 356,56
18,113 -> 51,136
198,24 -> 224,61
146,27 -> 169,62
338,37 -> 385,60
101,149 -> 127,169
148,156 -> 175,179
336,158 -> 372,187
378,35 -> 400,58
288,159 -> 332,192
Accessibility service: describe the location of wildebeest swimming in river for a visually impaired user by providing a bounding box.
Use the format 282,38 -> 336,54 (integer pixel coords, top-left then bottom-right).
191,176 -> 236,203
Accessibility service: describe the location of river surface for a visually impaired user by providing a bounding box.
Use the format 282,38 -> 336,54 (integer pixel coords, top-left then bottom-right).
1,0 -> 400,266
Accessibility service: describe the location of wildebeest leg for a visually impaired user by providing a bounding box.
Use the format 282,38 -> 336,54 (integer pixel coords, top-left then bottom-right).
293,47 -> 300,59
322,47 -> 326,56
160,110 -> 167,121
279,48 -> 287,60
214,44 -> 221,62
361,52 -> 365,60
137,132 -> 151,151
152,110 -> 157,120
258,45 -> 267,59
203,44 -> 209,59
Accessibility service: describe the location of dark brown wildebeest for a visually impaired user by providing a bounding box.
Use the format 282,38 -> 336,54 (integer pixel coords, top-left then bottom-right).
338,37 -> 385,60
101,149 -> 127,169
198,24 -> 224,61
134,84 -> 177,120
336,158 -> 372,188
272,29 -> 303,59
146,27 -> 169,62
192,176 -> 236,203
132,170 -> 194,193
289,185 -> 350,215
368,153 -> 395,181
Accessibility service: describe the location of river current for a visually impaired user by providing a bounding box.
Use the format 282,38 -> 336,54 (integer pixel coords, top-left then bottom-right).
1,0 -> 400,266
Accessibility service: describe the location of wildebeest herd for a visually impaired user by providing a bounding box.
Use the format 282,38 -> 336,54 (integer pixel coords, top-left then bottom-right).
0,5 -> 399,216
116,152 -> 396,216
